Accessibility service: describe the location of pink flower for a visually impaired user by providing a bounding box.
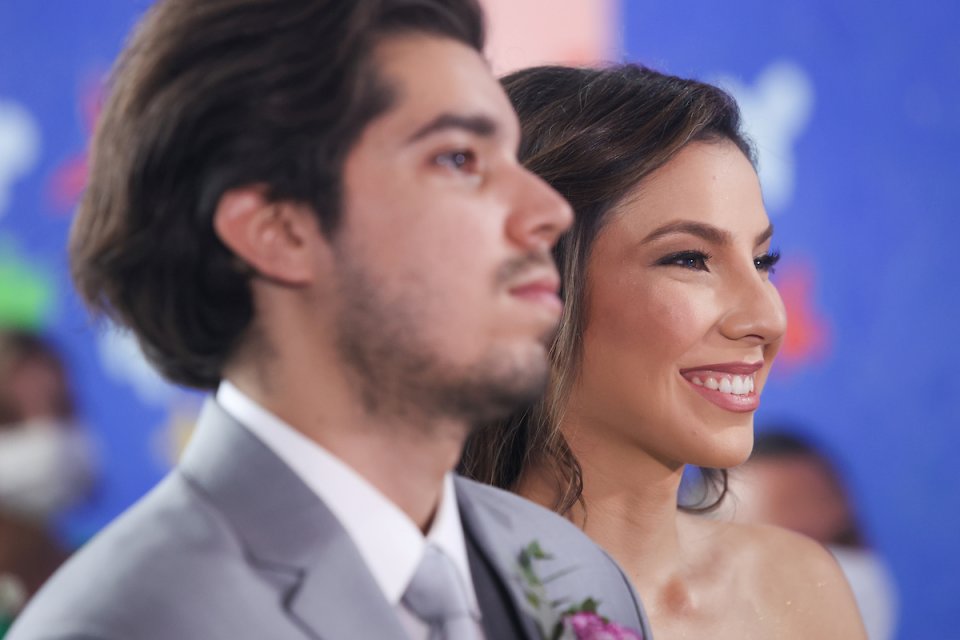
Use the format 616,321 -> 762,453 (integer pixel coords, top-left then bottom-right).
565,611 -> 644,640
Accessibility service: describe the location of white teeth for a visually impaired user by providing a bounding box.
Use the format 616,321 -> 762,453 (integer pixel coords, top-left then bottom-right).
731,376 -> 746,394
692,374 -> 755,396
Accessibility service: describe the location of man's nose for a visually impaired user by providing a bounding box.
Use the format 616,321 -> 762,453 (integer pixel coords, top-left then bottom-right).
505,166 -> 573,253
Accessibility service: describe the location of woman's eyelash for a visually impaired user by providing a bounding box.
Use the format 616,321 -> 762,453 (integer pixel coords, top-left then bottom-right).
754,249 -> 781,273
655,249 -> 781,274
657,250 -> 712,271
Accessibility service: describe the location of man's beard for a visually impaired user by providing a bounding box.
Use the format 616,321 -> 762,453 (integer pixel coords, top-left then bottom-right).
331,254 -> 554,429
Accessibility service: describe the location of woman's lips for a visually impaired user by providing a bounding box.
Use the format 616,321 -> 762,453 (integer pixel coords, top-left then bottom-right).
679,362 -> 764,413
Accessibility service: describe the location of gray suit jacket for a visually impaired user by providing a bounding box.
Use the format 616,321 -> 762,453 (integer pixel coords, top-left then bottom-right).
10,400 -> 651,639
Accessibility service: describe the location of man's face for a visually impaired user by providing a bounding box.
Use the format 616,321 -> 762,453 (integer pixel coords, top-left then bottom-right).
327,34 -> 572,425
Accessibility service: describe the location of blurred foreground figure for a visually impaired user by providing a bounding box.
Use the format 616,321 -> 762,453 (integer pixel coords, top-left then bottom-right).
733,431 -> 899,640
0,331 -> 94,632
8,1 -> 649,639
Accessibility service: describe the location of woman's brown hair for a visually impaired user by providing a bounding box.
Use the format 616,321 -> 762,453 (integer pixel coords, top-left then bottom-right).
460,64 -> 754,515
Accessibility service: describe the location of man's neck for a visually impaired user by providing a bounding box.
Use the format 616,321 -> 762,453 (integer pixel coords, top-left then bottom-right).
223,364 -> 468,532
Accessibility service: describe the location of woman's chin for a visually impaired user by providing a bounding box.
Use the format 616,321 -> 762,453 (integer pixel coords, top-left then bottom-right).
686,429 -> 755,469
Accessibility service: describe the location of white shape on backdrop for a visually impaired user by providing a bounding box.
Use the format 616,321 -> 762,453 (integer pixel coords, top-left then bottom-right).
0,99 -> 41,218
97,328 -> 177,406
715,60 -> 815,214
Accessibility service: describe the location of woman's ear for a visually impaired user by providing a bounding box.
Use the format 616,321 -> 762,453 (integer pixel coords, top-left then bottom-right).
213,186 -> 325,285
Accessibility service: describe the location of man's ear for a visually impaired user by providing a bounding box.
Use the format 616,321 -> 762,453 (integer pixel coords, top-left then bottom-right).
213,186 -> 325,285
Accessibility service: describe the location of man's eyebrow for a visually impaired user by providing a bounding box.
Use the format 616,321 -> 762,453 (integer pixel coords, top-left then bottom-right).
641,221 -> 731,245
405,113 -> 498,144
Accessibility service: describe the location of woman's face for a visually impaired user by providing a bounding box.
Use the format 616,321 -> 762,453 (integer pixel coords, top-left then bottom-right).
567,140 -> 786,469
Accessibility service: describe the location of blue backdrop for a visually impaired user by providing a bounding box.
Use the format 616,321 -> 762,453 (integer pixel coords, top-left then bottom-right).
0,0 -> 192,543
1,2 -> 957,638
622,1 -> 960,637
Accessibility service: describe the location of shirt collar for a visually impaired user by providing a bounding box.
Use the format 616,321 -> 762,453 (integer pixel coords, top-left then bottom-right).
215,381 -> 478,613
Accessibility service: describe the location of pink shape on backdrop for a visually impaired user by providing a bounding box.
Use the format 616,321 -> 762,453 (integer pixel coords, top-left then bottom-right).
48,74 -> 103,214
774,259 -> 831,370
480,0 -> 617,74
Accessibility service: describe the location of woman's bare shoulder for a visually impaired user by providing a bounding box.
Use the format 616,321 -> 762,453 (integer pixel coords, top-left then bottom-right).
686,517 -> 867,639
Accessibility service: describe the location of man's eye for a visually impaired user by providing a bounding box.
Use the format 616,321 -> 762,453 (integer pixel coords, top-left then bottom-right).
434,149 -> 477,172
657,250 -> 711,271
754,249 -> 781,274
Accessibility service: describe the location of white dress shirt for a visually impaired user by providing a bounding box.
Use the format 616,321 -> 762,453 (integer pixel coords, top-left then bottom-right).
216,382 -> 485,639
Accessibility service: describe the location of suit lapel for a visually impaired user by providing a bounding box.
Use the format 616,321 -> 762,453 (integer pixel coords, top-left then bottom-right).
284,531 -> 404,640
455,477 -> 543,640
178,400 -> 405,640
465,521 -> 530,639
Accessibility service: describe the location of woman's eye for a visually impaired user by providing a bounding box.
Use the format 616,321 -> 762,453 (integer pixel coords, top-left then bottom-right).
434,149 -> 477,172
658,251 -> 711,271
754,249 -> 781,274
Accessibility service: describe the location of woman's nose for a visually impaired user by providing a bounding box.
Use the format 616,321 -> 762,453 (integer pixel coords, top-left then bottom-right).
718,268 -> 788,347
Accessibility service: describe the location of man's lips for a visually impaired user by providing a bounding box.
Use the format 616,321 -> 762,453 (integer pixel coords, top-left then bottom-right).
508,274 -> 562,314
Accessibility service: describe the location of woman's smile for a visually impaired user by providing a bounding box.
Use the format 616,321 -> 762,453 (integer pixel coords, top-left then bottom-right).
680,361 -> 763,412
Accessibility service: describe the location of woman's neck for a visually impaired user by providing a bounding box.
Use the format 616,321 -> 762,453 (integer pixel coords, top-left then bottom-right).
517,417 -> 713,621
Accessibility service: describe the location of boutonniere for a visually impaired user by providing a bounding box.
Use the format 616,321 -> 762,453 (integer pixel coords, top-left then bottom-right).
518,541 -> 644,640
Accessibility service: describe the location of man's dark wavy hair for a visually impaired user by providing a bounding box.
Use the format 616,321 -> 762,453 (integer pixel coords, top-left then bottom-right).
70,0 -> 484,388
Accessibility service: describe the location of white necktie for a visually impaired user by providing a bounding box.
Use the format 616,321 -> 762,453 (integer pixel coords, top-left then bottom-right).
402,545 -> 479,640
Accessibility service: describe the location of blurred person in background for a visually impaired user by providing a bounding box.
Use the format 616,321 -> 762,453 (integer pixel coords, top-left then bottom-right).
461,64 -> 865,639
0,330 -> 95,633
731,430 -> 899,640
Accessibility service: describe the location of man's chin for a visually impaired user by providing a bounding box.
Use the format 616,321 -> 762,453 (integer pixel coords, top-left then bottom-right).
538,320 -> 560,351
443,351 -> 550,427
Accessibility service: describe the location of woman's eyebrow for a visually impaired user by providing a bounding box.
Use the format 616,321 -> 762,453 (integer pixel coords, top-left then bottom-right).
755,223 -> 775,247
640,220 -> 775,248
641,220 -> 730,245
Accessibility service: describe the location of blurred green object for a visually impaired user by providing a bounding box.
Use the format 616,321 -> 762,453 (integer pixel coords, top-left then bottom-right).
0,235 -> 55,330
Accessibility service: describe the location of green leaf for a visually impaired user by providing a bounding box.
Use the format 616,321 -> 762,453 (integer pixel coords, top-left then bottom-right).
525,540 -> 553,561
518,539 -> 608,639
563,597 -> 602,616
